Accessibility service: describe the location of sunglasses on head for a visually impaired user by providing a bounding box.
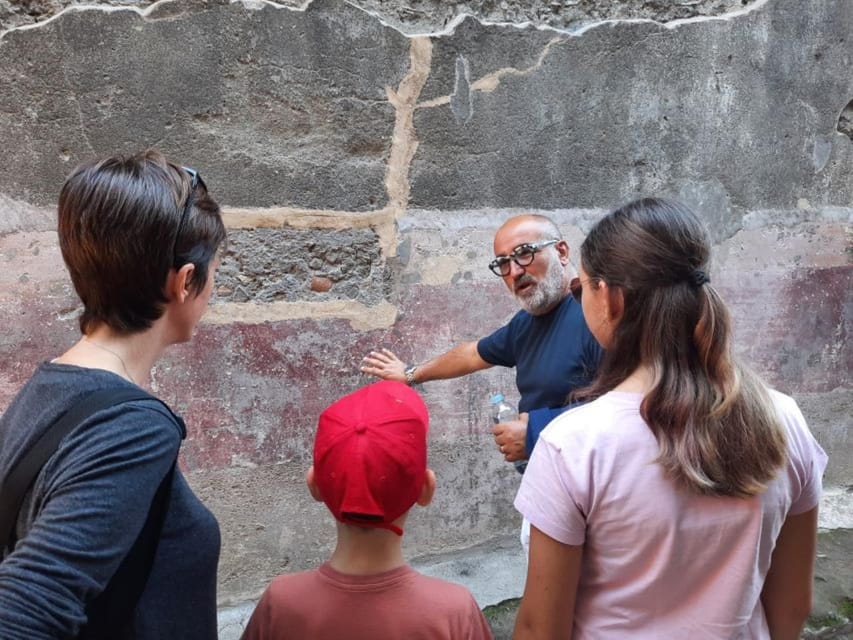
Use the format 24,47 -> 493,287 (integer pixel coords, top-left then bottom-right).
172,166 -> 207,267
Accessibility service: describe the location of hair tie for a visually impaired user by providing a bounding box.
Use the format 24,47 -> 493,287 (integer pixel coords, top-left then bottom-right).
689,269 -> 710,287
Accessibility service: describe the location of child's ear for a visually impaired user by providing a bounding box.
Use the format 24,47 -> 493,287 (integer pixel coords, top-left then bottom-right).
416,469 -> 436,507
306,466 -> 323,503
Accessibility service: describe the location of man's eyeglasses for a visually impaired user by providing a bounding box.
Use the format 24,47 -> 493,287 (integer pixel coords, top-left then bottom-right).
488,239 -> 559,277
172,166 -> 206,267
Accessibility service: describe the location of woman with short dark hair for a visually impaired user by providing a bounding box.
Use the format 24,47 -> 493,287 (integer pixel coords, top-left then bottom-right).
513,198 -> 826,639
0,151 -> 226,639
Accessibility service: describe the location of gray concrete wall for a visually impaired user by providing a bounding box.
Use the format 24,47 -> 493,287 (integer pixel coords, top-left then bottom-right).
0,0 -> 850,629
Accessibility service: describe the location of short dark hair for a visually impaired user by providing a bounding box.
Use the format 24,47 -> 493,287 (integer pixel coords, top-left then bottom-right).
58,150 -> 226,335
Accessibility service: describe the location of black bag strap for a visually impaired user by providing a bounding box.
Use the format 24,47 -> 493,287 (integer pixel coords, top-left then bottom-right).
0,387 -> 156,550
0,387 -> 180,638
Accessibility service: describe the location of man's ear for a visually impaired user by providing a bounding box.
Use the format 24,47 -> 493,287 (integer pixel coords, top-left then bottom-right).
306,466 -> 323,503
166,263 -> 197,303
556,239 -> 570,265
416,469 -> 436,507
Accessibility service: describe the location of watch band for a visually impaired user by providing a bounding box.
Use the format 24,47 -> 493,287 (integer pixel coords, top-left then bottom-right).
404,364 -> 418,386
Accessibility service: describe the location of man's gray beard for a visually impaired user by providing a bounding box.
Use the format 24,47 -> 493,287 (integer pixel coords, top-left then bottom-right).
515,255 -> 566,315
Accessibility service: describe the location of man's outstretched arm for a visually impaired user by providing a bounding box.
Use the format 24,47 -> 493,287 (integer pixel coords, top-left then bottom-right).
361,342 -> 491,385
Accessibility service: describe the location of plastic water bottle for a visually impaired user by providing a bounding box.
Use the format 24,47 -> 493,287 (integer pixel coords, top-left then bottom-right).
489,393 -> 527,474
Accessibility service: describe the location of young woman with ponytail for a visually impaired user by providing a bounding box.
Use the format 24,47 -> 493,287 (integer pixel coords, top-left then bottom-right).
513,198 -> 827,639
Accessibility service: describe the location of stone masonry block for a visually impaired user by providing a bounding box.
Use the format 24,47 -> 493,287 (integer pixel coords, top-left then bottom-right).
213,227 -> 391,305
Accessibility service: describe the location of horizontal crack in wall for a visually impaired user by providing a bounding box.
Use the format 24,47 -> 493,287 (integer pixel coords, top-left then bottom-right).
1,0 -> 772,43
353,0 -> 772,38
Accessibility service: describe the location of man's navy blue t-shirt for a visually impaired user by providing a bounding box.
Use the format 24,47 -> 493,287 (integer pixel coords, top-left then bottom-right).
476,294 -> 603,414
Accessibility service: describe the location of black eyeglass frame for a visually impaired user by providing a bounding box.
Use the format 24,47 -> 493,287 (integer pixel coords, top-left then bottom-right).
488,239 -> 560,277
172,166 -> 207,268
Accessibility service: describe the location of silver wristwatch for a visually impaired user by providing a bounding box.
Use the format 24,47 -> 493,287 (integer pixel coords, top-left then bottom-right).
404,364 -> 418,386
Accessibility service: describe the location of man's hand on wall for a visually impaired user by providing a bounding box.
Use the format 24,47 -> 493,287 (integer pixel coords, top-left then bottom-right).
360,348 -> 407,383
492,413 -> 528,462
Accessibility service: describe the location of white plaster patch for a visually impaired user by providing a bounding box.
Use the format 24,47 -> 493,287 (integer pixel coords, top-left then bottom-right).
419,255 -> 467,285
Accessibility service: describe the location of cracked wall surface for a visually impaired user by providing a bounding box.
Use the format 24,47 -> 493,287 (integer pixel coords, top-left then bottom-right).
0,0 -> 765,32
0,0 -> 850,611
0,0 -> 409,209
410,6 -> 853,228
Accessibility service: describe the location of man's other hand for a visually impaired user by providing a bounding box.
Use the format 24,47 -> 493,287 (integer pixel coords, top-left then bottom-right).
492,412 -> 529,462
360,348 -> 407,383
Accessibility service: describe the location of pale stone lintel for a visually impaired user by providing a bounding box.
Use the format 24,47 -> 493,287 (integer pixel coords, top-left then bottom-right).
221,206 -> 399,258
222,206 -> 394,230
204,299 -> 398,332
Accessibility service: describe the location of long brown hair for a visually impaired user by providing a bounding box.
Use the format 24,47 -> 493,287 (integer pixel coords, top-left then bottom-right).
577,198 -> 786,497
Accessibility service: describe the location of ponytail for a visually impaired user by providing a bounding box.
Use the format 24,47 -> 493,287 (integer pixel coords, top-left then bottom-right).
576,198 -> 787,497
643,284 -> 786,497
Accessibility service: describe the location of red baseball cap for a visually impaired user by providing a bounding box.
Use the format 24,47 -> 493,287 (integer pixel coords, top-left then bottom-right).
314,380 -> 429,536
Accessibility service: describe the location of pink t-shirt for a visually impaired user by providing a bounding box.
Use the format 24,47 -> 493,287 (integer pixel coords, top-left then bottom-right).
514,389 -> 827,639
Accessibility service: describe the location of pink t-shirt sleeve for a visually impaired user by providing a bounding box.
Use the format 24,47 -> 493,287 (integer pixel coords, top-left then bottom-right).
780,394 -> 829,515
466,594 -> 495,640
514,430 -> 588,546
240,585 -> 275,640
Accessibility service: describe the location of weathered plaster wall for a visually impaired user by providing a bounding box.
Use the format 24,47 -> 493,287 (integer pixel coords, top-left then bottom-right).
0,0 -> 763,33
0,0 -> 850,622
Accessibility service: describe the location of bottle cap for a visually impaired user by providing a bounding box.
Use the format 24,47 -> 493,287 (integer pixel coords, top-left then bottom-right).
489,393 -> 504,404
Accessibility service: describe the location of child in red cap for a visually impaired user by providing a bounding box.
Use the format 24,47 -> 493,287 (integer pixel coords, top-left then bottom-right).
241,380 -> 493,640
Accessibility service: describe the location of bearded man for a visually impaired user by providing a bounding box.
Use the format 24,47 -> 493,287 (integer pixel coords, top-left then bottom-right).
361,214 -> 602,465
